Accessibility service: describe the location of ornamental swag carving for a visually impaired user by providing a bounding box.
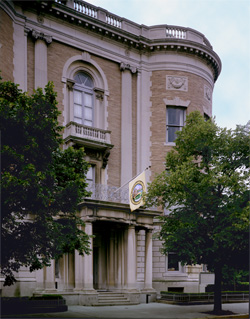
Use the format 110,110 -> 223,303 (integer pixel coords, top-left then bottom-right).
166,76 -> 188,91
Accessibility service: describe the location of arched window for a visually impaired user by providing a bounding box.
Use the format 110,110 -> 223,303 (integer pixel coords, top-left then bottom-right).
73,72 -> 94,126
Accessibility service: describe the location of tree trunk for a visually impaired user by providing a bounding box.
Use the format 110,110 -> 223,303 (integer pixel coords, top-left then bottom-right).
213,266 -> 222,313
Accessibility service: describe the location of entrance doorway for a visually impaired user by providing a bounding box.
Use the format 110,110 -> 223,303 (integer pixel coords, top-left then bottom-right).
93,221 -> 127,291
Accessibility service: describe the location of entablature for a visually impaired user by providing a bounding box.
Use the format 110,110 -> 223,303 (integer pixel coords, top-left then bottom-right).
10,0 -> 221,81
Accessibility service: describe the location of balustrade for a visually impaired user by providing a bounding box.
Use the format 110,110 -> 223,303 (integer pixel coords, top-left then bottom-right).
55,0 -> 211,47
73,0 -> 97,18
106,14 -> 122,28
166,27 -> 186,39
64,122 -> 111,145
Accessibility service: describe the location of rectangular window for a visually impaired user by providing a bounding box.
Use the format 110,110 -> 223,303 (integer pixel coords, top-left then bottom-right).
167,252 -> 179,271
86,165 -> 95,183
166,106 -> 185,143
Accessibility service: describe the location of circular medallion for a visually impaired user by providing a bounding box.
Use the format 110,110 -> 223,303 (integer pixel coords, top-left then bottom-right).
130,180 -> 145,205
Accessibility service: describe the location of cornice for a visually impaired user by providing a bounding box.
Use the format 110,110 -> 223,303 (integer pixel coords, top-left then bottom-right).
6,0 -> 222,82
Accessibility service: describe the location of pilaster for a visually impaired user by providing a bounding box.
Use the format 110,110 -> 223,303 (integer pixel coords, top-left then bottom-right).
44,260 -> 57,292
31,29 -> 52,90
120,63 -> 137,185
13,22 -> 27,91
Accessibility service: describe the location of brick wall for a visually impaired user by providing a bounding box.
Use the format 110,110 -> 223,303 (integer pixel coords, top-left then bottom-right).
27,37 -> 34,94
150,70 -> 213,178
47,41 -> 82,125
0,9 -> 14,82
152,224 -> 166,279
92,55 -> 122,187
136,230 -> 145,283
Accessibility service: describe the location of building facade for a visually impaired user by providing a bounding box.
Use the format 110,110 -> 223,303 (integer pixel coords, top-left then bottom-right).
0,0 -> 221,305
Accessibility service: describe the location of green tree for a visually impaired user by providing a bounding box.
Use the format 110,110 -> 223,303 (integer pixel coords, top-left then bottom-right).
0,79 -> 91,286
146,111 -> 249,314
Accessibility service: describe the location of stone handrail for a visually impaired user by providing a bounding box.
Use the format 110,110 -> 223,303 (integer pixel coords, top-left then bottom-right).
64,122 -> 111,144
55,0 -> 212,48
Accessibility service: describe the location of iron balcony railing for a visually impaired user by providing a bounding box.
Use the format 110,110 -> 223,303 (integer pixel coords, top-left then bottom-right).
86,182 -> 129,204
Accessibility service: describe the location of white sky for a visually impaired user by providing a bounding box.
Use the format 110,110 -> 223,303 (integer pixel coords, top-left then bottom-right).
88,0 -> 250,130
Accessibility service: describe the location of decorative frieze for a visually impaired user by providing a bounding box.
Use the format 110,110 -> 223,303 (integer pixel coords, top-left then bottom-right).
120,62 -> 137,74
166,76 -> 188,91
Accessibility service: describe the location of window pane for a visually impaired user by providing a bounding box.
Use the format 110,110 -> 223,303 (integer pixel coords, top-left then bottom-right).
85,77 -> 94,88
74,72 -> 93,88
74,90 -> 82,104
168,107 -> 184,125
74,117 -> 82,124
85,93 -> 93,107
86,166 -> 95,182
74,104 -> 82,118
84,119 -> 93,126
84,106 -> 93,121
168,126 -> 180,142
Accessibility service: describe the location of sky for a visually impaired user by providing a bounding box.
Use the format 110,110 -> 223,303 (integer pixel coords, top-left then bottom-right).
88,0 -> 250,130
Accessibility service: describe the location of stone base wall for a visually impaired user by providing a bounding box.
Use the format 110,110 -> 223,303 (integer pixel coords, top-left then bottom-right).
153,279 -> 200,294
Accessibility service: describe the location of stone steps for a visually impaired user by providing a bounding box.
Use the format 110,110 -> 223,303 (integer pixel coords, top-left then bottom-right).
95,292 -> 138,306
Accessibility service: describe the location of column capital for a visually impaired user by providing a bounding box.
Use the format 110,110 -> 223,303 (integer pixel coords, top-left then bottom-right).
120,62 -> 138,74
31,29 -> 52,44
128,223 -> 136,229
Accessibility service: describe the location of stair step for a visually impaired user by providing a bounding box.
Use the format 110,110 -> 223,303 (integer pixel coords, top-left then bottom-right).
95,292 -> 139,306
99,297 -> 128,300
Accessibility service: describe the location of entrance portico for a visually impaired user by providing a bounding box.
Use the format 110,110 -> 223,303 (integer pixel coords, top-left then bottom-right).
69,196 -> 159,305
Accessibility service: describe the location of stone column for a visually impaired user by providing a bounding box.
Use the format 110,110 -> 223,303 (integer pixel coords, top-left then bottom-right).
108,230 -> 115,288
44,260 -> 57,292
74,250 -> 83,291
126,225 -> 137,291
144,229 -> 154,290
31,29 -> 52,90
120,63 -> 137,185
82,222 -> 94,291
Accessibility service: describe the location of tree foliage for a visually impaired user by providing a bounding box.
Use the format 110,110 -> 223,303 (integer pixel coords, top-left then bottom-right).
0,79 -> 91,286
146,111 -> 249,312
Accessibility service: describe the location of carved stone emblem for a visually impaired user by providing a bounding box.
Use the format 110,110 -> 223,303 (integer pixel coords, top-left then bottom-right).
166,76 -> 188,91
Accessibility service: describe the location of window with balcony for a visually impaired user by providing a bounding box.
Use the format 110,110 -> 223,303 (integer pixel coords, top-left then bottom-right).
73,72 -> 94,126
166,106 -> 185,143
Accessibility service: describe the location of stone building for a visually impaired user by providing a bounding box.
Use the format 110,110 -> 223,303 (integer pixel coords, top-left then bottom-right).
0,0 -> 221,305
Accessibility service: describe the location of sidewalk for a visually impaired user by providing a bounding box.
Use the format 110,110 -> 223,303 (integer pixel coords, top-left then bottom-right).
2,302 -> 249,319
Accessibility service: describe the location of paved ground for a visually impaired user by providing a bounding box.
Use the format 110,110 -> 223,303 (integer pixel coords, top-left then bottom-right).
3,302 -> 249,319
